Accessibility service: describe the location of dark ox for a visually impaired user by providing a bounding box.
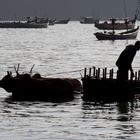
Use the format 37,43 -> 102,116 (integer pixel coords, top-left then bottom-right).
0,72 -> 82,101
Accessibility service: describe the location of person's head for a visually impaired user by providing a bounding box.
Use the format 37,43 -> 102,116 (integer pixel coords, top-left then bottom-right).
134,41 -> 140,51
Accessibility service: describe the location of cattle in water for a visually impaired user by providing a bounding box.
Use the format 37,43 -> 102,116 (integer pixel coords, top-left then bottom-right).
0,71 -> 82,101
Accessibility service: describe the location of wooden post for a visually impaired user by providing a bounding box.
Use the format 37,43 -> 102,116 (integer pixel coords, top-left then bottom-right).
109,69 -> 111,79
103,68 -> 105,79
89,67 -> 91,77
98,68 -> 100,79
84,68 -> 87,78
138,70 -> 140,81
109,69 -> 113,79
135,71 -> 138,81
105,67 -> 107,79
111,69 -> 114,79
109,69 -> 112,79
129,71 -> 131,80
130,71 -> 134,80
93,66 -> 96,77
96,69 -> 98,79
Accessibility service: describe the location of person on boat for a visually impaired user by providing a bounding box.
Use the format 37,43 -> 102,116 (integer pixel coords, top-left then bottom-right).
124,19 -> 128,31
111,18 -> 116,34
116,41 -> 140,81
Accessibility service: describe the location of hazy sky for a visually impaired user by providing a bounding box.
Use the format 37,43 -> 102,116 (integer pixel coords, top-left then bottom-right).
0,0 -> 139,20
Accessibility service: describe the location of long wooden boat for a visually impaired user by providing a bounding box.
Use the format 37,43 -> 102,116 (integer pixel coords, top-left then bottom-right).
0,17 -> 48,28
94,26 -> 139,40
94,0 -> 140,30
82,67 -> 140,102
55,19 -> 70,24
0,21 -> 48,28
80,17 -> 98,24
94,18 -> 136,30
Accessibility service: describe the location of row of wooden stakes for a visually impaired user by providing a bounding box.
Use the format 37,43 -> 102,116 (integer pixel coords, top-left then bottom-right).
83,66 -> 140,81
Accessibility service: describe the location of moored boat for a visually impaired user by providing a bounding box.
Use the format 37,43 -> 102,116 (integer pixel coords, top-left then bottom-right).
0,17 -> 48,28
48,18 -> 56,25
80,17 -> 98,24
0,21 -> 48,28
55,19 -> 70,24
95,18 -> 136,30
94,26 -> 139,40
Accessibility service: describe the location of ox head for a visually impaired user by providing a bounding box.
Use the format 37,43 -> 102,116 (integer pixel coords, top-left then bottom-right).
0,71 -> 14,92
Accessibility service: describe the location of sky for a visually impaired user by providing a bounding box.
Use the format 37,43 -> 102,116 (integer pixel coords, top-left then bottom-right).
0,0 -> 139,20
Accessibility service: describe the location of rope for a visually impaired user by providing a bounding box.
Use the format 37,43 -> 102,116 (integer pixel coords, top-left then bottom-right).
135,0 -> 140,18
47,69 -> 84,76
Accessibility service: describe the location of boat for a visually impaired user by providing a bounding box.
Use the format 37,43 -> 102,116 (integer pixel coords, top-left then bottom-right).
55,19 -> 70,24
94,18 -> 136,30
0,21 -> 48,28
0,17 -> 48,28
94,0 -> 140,30
81,67 -> 140,102
48,18 -> 56,25
94,26 -> 139,40
80,17 -> 98,24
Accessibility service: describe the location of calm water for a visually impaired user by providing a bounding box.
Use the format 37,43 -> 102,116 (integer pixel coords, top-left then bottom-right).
0,21 -> 140,139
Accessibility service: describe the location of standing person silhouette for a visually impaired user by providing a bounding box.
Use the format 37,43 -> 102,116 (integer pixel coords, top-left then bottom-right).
116,41 -> 140,81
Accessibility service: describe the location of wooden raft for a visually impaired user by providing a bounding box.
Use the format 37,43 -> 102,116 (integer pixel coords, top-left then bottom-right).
81,66 -> 140,101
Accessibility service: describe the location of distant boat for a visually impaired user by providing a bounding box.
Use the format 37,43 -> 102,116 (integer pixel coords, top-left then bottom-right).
48,18 -> 56,25
80,17 -> 98,24
0,17 -> 48,28
55,19 -> 70,24
94,26 -> 139,40
94,18 -> 136,30
95,0 -> 140,30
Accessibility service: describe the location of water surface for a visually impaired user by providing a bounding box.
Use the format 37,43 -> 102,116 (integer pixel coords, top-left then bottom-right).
0,21 -> 140,139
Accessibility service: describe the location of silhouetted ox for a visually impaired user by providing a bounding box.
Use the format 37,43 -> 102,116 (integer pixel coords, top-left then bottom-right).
0,71 -> 82,101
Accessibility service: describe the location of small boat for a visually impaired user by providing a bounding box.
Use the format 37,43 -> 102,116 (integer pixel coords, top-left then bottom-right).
55,19 -> 70,24
0,21 -> 48,28
94,26 -> 139,40
94,0 -> 140,30
82,67 -> 140,102
0,17 -> 48,28
48,18 -> 56,25
95,18 -> 136,30
80,17 -> 98,24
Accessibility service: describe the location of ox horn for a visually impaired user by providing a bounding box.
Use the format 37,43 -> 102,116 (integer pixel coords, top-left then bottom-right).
29,64 -> 35,75
14,64 -> 20,76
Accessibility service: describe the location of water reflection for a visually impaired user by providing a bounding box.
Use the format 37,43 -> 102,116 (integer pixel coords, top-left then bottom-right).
81,101 -> 116,120
82,100 -> 137,121
117,102 -> 134,121
82,100 -> 138,139
115,102 -> 137,139
0,95 -> 75,119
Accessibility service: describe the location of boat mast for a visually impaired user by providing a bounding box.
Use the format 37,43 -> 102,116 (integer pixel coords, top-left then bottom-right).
111,18 -> 115,34
134,0 -> 140,20
123,0 -> 127,18
123,0 -> 128,31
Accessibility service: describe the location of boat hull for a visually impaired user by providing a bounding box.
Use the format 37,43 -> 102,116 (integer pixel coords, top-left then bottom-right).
80,17 -> 98,24
0,22 -> 47,28
94,26 -> 139,40
55,19 -> 70,24
95,22 -> 135,30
